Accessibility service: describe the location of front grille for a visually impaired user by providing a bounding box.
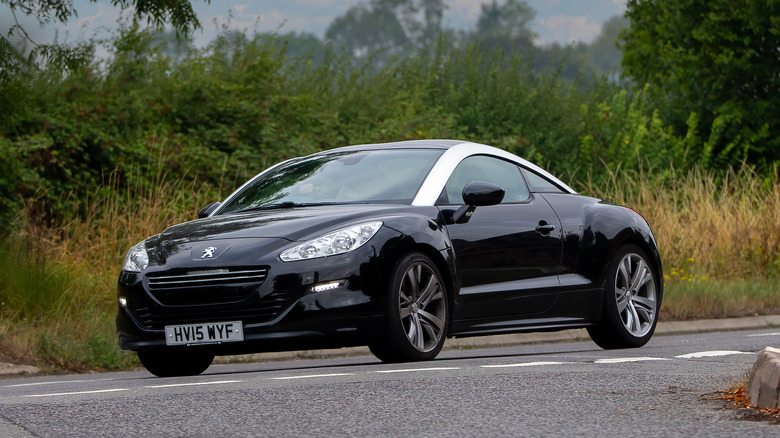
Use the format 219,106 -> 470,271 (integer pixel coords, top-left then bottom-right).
131,290 -> 295,329
145,268 -> 269,306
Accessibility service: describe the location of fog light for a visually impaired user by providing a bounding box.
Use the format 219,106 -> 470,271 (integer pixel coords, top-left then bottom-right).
118,297 -> 128,308
311,281 -> 344,293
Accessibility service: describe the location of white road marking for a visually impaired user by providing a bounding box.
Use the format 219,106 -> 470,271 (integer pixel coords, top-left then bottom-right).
145,380 -> 242,388
373,367 -> 460,374
594,357 -> 671,364
270,373 -> 355,380
25,388 -> 130,398
675,350 -> 753,359
481,361 -> 570,368
3,378 -> 116,388
746,332 -> 780,337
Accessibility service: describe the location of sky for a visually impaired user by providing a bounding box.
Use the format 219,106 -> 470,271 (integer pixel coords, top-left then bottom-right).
2,0 -> 628,49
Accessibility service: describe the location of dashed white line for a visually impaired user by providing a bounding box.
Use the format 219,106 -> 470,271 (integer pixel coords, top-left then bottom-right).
25,388 -> 130,398
269,373 -> 355,380
145,380 -> 242,389
746,332 -> 780,337
4,378 -> 117,388
675,350 -> 752,359
481,361 -> 569,368
373,367 -> 460,374
594,357 -> 671,364
10,347 -> 765,397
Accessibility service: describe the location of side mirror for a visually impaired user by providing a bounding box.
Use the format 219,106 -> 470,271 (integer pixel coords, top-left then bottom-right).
198,202 -> 221,219
450,181 -> 505,224
462,181 -> 505,206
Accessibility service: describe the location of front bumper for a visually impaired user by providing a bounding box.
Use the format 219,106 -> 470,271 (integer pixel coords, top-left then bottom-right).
117,237 -> 394,355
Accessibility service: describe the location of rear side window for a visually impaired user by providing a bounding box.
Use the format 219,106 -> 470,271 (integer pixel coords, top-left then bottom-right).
521,168 -> 565,193
440,155 -> 530,204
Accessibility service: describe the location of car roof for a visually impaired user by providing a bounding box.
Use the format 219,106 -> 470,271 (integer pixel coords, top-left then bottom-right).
315,140 -> 577,201
214,140 -> 576,215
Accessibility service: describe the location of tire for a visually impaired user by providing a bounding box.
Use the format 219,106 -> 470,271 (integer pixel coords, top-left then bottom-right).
587,244 -> 661,350
369,253 -> 448,363
138,349 -> 215,377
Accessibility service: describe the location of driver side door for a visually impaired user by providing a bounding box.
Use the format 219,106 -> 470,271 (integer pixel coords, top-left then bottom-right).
440,155 -> 563,320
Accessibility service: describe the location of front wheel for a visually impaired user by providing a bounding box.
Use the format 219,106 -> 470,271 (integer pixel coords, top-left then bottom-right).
138,349 -> 214,377
587,244 -> 661,349
369,253 -> 448,363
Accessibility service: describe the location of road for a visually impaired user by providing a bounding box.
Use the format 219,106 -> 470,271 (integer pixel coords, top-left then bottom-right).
2,329 -> 780,437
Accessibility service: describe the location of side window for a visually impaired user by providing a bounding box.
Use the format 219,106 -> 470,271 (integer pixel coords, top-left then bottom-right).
521,168 -> 565,193
441,155 -> 530,204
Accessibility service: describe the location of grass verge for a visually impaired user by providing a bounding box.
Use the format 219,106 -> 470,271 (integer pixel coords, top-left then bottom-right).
1,164 -> 779,371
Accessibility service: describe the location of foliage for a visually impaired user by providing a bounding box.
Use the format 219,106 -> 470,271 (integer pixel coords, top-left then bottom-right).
1,0 -> 209,78
323,0 -> 624,78
2,2 -> 780,370
326,0 -> 447,66
0,25 -> 631,228
473,0 -> 536,53
620,0 -> 780,167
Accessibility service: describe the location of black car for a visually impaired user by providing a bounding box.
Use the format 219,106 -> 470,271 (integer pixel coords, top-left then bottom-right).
117,140 -> 662,377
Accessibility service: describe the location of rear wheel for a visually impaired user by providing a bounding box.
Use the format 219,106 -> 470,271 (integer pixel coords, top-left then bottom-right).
369,253 -> 448,363
137,349 -> 214,377
587,244 -> 660,349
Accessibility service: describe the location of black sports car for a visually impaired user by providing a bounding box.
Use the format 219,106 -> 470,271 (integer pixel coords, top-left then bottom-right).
117,140 -> 663,377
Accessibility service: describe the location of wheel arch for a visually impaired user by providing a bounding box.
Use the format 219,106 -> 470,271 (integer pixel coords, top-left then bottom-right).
386,234 -> 457,334
580,203 -> 664,299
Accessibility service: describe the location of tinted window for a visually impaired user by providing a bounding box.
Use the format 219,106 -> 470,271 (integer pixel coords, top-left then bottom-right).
440,155 -> 530,204
522,169 -> 565,193
219,149 -> 443,214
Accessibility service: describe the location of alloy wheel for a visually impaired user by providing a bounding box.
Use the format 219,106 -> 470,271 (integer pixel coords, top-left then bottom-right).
398,261 -> 446,352
614,252 -> 657,338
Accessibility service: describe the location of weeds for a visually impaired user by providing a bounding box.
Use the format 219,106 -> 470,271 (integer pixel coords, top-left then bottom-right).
2,163 -> 779,370
0,161 -> 219,370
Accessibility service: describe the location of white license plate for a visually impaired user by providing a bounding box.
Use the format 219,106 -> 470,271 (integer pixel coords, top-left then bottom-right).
165,321 -> 244,346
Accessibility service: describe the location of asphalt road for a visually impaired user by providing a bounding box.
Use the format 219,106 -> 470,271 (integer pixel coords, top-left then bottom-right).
2,329 -> 780,437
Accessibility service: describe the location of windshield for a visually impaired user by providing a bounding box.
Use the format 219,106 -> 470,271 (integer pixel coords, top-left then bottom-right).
218,148 -> 444,214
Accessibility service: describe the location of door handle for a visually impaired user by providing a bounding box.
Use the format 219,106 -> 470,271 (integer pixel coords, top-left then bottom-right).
535,222 -> 556,235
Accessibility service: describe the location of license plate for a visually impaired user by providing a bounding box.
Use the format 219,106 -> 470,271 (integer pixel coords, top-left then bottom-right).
165,321 -> 244,346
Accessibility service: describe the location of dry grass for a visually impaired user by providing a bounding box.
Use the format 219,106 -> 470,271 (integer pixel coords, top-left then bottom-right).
0,165 -> 224,369
581,165 -> 780,318
2,164 -> 780,369
584,165 -> 780,280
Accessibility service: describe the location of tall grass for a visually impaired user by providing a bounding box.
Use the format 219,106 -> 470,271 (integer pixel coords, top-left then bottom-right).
580,165 -> 780,319
0,148 -> 225,369
1,28 -> 779,369
2,163 -> 779,370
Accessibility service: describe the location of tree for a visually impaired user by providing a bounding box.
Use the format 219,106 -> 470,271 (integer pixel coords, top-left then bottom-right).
584,15 -> 628,75
473,0 -> 536,53
325,0 -> 446,63
1,0 -> 208,78
619,0 -> 780,166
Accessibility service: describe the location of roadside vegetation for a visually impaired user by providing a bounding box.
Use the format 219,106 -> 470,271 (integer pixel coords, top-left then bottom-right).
0,0 -> 778,371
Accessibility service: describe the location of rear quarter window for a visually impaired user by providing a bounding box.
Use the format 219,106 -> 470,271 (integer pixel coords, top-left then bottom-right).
521,168 -> 565,193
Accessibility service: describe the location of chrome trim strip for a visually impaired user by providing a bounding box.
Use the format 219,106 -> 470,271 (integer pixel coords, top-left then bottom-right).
148,269 -> 267,281
148,275 -> 268,287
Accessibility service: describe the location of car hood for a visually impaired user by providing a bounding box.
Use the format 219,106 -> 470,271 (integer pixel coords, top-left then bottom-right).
155,204 -> 418,246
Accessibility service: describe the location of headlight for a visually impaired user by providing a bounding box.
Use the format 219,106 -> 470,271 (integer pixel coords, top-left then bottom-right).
122,241 -> 149,272
280,221 -> 383,262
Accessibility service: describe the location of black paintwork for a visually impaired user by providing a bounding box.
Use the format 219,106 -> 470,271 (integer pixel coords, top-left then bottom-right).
117,149 -> 663,357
